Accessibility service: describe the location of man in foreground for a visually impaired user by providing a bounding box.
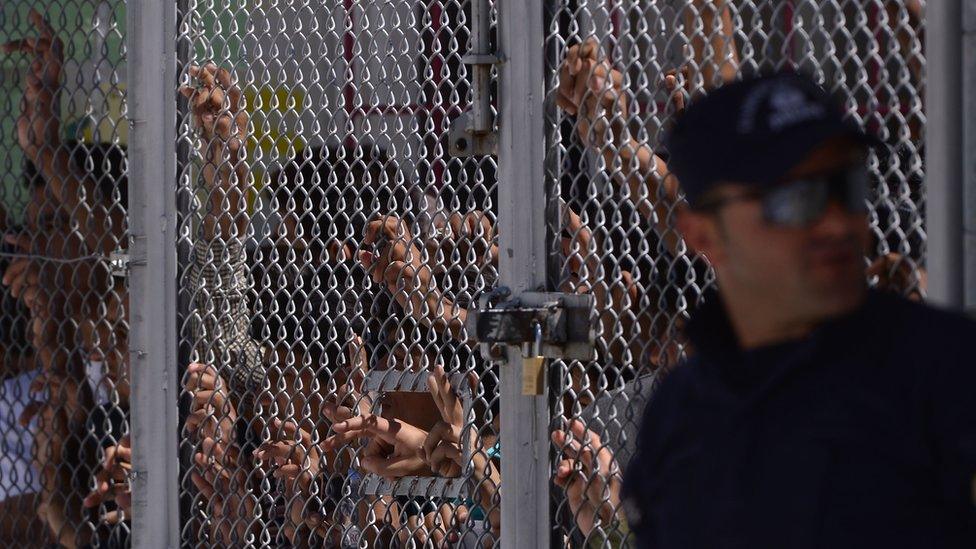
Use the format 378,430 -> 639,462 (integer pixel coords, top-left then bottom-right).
622,72 -> 976,548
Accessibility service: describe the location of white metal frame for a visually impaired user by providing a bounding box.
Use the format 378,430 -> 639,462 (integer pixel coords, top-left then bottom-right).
497,0 -> 551,547
128,0 -> 181,546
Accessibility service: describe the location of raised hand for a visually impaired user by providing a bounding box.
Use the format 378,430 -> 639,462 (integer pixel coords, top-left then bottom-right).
867,253 -> 926,301
322,413 -> 430,479
321,337 -> 373,428
2,235 -> 42,306
664,68 -> 689,116
2,9 -> 63,164
180,63 -> 247,162
446,210 -> 498,265
254,418 -> 326,541
359,215 -> 431,311
190,435 -> 257,545
556,38 -> 630,149
421,366 -> 467,477
83,436 -> 132,525
184,362 -> 238,445
360,215 -> 469,340
180,63 -> 249,238
552,419 -> 622,537
359,215 -> 426,287
421,420 -> 462,477
429,366 -> 466,427
556,38 -> 603,117
559,207 -> 599,294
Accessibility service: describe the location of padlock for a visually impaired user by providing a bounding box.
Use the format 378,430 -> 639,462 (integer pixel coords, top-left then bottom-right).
521,322 -> 545,395
521,356 -> 545,395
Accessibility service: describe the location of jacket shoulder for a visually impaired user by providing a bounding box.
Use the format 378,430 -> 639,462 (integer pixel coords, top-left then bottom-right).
871,292 -> 976,343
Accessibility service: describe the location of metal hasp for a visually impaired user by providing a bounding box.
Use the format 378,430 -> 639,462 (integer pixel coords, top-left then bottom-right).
466,287 -> 596,362
448,0 -> 500,157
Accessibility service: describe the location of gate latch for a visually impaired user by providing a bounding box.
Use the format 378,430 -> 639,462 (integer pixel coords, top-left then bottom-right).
466,287 -> 596,362
448,0 -> 499,157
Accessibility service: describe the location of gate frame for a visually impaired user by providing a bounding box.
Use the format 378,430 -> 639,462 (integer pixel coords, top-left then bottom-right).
497,0 -> 552,547
927,0 -> 975,313
128,0 -> 181,546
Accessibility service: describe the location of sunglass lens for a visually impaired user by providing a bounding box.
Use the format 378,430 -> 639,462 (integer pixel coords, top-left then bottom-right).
763,178 -> 829,227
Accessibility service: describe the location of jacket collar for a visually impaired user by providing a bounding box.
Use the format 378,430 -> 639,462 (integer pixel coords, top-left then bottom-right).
684,287 -> 883,401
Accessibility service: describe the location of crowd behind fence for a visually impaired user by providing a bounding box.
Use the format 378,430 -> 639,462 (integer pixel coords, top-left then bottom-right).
0,0 -> 942,547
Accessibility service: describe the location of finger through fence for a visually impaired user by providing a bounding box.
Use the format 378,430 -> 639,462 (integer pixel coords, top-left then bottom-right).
545,1 -> 926,546
175,1 -> 500,546
0,1 -> 931,547
0,1 -> 130,547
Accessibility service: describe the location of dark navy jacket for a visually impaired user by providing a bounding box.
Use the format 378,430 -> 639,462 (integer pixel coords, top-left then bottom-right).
622,290 -> 976,548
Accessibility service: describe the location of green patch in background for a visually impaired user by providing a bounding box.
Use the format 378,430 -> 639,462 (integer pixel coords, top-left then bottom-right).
0,1 -> 126,226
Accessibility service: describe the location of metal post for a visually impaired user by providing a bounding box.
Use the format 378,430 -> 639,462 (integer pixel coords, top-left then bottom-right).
963,2 -> 976,313
925,0 -> 966,309
470,0 -> 492,133
497,0 -> 550,546
127,0 -> 181,546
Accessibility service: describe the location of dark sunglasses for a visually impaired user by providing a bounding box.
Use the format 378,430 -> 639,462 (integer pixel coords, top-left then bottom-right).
694,166 -> 870,227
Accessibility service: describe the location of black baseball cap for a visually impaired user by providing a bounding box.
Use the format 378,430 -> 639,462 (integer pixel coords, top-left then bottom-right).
665,71 -> 882,208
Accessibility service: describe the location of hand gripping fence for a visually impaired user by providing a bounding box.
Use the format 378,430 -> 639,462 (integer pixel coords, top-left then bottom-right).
0,1 -> 944,548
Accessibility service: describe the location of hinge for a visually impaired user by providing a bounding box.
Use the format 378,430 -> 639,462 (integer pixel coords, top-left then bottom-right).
109,250 -> 129,278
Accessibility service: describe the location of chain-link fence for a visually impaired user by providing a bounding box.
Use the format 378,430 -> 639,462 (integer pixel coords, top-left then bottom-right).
175,0 -> 501,546
0,1 -> 130,547
545,1 -> 927,545
0,0 -> 952,547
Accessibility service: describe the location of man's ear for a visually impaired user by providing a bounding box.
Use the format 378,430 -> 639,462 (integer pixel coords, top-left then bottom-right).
676,205 -> 723,267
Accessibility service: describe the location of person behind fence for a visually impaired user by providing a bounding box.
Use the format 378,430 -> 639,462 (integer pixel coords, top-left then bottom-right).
180,81 -> 466,546
1,10 -> 134,546
0,200 -> 48,546
184,95 -> 497,544
176,64 -> 369,547
251,141 -> 426,546
610,71 -> 976,547
172,62 -> 284,545
556,8 -> 928,301
3,144 -> 131,547
361,201 -> 670,544
4,149 -> 121,548
3,17 -> 270,544
550,16 -> 933,542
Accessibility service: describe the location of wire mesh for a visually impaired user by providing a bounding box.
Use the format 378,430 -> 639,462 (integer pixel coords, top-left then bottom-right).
545,0 -> 927,546
0,1 -> 130,547
0,0 -> 932,547
175,1 -> 500,546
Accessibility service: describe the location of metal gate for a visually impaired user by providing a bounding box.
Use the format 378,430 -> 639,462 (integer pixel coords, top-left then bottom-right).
170,0 -> 503,546
542,0 -> 929,546
0,2 -> 130,547
0,0 -> 967,547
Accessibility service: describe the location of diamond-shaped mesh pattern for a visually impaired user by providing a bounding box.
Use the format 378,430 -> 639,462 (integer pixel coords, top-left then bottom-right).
0,0 -> 930,546
176,1 -> 500,546
545,1 -> 926,545
0,1 -> 130,547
